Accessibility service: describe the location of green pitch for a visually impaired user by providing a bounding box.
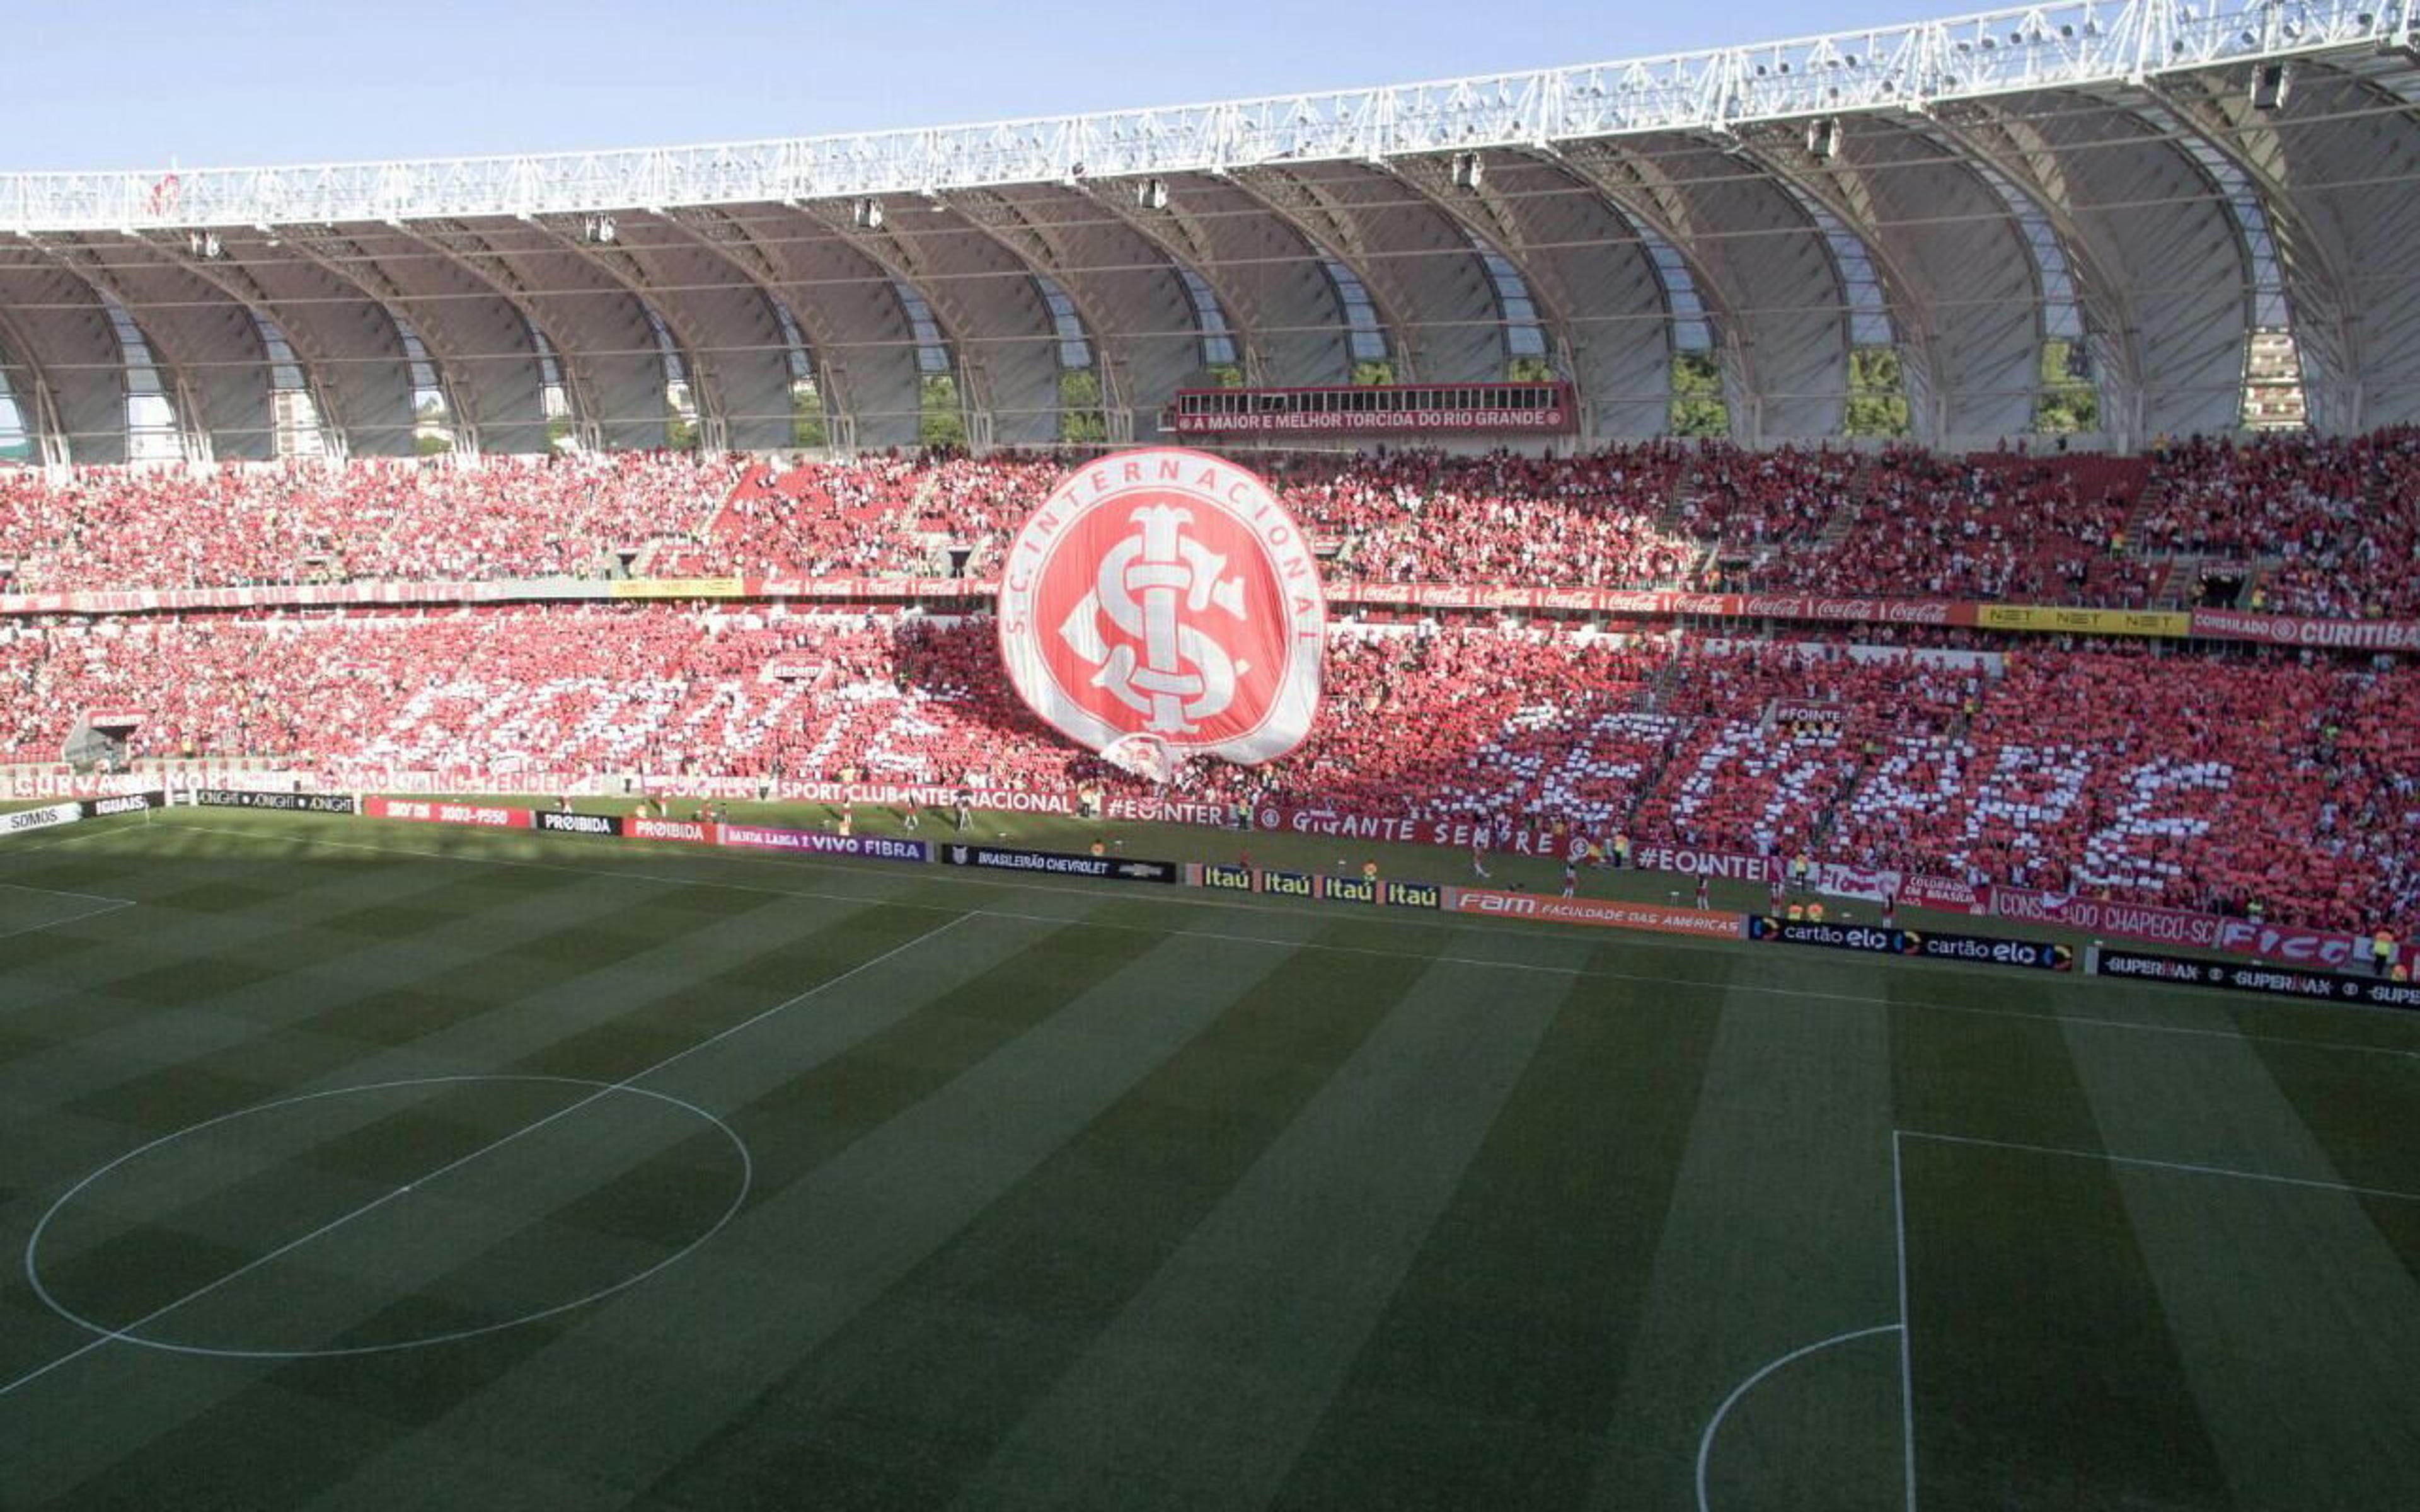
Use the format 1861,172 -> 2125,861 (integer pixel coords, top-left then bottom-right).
2,806 -> 2416,1511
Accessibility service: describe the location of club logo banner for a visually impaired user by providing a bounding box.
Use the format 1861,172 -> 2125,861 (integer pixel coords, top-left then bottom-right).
998,449 -> 1325,767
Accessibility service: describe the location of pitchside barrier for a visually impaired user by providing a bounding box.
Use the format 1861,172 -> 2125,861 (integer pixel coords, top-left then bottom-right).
88,788 -> 2398,999
2089,946 -> 2420,1011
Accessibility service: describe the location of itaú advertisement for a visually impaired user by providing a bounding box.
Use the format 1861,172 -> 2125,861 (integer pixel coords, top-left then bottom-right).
1449,888 -> 1745,940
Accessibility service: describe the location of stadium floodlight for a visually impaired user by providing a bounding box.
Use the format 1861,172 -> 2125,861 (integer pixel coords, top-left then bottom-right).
1806,117 -> 1840,159
853,198 -> 884,229
1137,178 -> 1169,210
1450,152 -> 1484,190
2252,61 -> 2291,112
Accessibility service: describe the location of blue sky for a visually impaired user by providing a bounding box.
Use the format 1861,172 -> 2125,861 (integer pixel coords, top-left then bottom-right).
9,0 -> 1949,170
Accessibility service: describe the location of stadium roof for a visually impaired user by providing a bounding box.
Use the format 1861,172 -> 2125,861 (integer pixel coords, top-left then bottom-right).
1,0 -> 2416,461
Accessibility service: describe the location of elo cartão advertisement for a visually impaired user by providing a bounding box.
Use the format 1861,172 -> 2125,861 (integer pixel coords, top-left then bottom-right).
997,449 -> 1325,769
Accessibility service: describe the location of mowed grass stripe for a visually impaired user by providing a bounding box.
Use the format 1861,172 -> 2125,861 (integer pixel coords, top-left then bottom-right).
0,906 -> 1022,1508
2245,1034 -> 2420,1288
638,928 -> 1434,1511
2057,1022 -> 2420,1508
951,951 -> 1562,1512
1265,942 -> 1730,1512
1900,1136 -> 2234,1509
1584,959 -> 1899,1512
278,920 -> 1291,1506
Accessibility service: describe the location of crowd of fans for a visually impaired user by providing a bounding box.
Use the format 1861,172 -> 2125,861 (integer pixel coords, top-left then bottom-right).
4,605 -> 2412,935
0,452 -> 745,590
4,435 -> 2417,616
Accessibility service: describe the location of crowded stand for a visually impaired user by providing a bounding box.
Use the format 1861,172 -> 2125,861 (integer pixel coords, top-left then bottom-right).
3,604 -> 2414,936
5,435 -> 2419,614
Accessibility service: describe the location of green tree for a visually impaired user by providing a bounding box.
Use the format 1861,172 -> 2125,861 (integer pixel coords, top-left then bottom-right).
1507,354 -> 1557,384
2034,338 -> 2100,435
1844,345 -> 1911,438
1059,368 -> 1107,445
1670,351 -> 1729,438
918,374 -> 967,449
790,383 -> 828,449
1351,360 -> 1396,387
414,430 -> 454,457
1204,363 -> 1245,389
666,410 -> 700,452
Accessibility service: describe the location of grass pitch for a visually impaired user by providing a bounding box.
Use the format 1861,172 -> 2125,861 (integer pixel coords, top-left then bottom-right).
2,805 -> 2417,1511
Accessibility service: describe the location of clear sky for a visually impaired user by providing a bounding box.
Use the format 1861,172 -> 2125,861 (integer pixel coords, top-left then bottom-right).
9,0 -> 1954,171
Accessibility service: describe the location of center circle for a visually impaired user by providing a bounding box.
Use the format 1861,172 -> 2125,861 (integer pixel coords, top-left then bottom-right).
25,1074 -> 752,1359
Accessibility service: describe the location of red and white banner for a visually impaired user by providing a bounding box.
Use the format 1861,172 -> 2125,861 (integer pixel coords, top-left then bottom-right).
1986,886 -> 2370,971
1255,805 -> 1587,860
2187,608 -> 2420,654
364,796 -> 532,829
1449,888 -> 1745,939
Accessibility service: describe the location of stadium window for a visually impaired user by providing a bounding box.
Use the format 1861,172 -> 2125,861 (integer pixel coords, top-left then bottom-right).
101,295 -> 181,462
1321,258 -> 1389,366
766,295 -> 826,448
528,323 -> 577,450
640,302 -> 700,450
1461,228 -> 1550,374
0,352 -> 27,461
890,280 -> 952,376
252,315 -> 326,459
1173,264 -> 1238,369
391,316 -> 454,455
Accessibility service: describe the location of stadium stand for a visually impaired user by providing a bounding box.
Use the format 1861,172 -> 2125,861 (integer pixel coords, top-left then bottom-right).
4,604 -> 2412,936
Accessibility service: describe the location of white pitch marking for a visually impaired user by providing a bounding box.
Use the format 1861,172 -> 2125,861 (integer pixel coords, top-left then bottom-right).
0,913 -> 965,1396
1695,1322 -> 1904,1512
0,898 -> 137,945
1896,1127 -> 2420,1204
0,879 -> 140,909
1893,1130 -> 1918,1512
142,819 -> 2420,1065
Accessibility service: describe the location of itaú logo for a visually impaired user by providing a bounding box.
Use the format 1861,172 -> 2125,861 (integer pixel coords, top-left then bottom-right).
997,449 -> 1325,767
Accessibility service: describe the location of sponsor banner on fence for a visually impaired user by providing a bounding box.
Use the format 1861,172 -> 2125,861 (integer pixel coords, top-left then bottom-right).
1973,605 -> 2189,638
1451,888 -> 1745,939
785,781 -> 1076,816
2189,608 -> 2420,653
1320,874 -> 1378,905
607,576 -> 745,600
716,823 -> 926,863
1748,917 -> 1908,953
2094,948 -> 2420,1011
1751,916 -> 2073,971
939,844 -> 1178,884
1986,886 -> 2368,970
1260,869 -> 1316,899
3,800 -> 84,835
81,791 -> 164,817
1899,874 -> 1985,915
364,797 -> 533,829
193,788 -> 354,813
1382,879 -> 1444,910
1201,862 -> 1255,893
627,816 -> 717,845
534,809 -> 624,837
1255,805 -> 1583,859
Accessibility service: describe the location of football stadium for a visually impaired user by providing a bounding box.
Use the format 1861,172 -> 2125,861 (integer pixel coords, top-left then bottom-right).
4,3 -> 2420,1507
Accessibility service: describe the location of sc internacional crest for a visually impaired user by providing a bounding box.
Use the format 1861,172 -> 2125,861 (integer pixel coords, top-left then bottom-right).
998,448 -> 1325,768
